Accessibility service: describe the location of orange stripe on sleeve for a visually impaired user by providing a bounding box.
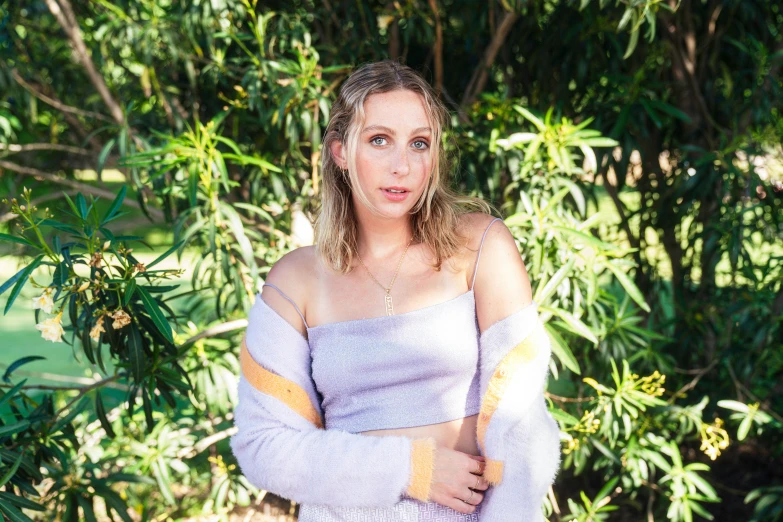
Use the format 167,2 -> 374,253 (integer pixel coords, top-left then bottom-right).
240,336 -> 324,429
476,322 -> 549,484
406,437 -> 436,501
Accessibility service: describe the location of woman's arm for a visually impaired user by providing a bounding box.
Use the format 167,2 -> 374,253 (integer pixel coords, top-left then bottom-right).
469,214 -> 534,334
469,216 -> 562,521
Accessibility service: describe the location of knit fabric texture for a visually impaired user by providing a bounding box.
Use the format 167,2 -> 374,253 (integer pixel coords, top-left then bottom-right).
307,288 -> 481,432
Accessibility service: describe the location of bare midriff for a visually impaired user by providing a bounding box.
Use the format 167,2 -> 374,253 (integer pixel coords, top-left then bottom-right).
360,413 -> 481,455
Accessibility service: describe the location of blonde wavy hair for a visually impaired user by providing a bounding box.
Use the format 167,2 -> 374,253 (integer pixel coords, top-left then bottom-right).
315,59 -> 491,273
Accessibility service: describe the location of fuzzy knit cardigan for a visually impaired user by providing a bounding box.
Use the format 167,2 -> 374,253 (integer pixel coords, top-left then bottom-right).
230,294 -> 561,521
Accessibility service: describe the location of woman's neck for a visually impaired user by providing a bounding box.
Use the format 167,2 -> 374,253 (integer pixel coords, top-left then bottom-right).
354,207 -> 413,260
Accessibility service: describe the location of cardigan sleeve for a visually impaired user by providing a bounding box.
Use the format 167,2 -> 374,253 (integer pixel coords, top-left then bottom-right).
475,302 -> 562,521
229,295 -> 436,507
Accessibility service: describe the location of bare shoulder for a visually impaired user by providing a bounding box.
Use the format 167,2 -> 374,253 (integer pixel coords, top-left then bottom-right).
458,212 -> 500,248
461,213 -> 534,333
261,245 -> 317,336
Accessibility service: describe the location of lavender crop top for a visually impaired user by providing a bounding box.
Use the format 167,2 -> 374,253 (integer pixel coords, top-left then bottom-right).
263,218 -> 502,434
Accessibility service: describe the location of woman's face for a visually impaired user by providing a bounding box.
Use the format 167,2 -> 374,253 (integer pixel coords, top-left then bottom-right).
337,89 -> 434,220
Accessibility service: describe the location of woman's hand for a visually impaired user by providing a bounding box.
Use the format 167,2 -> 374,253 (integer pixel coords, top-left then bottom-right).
429,448 -> 490,514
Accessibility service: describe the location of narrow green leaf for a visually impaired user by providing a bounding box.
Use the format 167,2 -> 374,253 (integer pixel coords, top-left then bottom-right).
546,307 -> 598,344
0,380 -> 27,409
97,138 -> 116,180
738,415 -> 752,441
127,323 -> 146,383
134,286 -> 173,343
75,496 -> 98,522
0,233 -> 36,248
101,185 -> 127,225
623,24 -> 640,59
0,499 -> 35,522
222,153 -> 283,172
4,254 -> 45,315
513,105 -> 545,131
91,484 -> 133,522
51,396 -> 91,435
717,400 -> 750,413
146,241 -> 184,269
123,279 -> 136,307
0,452 -> 24,488
95,391 -> 116,439
534,257 -> 577,305
603,261 -> 651,312
548,408 -> 579,425
2,356 -> 45,382
104,473 -> 156,485
75,193 -> 88,219
595,476 -> 620,503
0,492 -> 46,512
617,8 -> 633,30
545,323 -> 581,374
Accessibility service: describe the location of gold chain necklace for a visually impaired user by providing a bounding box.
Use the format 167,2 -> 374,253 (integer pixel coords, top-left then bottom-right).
356,237 -> 414,316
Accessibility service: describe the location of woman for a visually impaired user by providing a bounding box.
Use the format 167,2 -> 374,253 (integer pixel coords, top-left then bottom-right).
230,60 -> 561,521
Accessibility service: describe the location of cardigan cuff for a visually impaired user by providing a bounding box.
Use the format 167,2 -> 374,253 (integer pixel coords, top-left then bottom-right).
484,458 -> 504,485
406,437 -> 436,501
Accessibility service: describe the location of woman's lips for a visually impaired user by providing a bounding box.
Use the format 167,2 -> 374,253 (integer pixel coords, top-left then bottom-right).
381,188 -> 410,201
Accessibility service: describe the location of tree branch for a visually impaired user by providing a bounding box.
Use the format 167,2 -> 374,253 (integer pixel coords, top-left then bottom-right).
43,0 -> 125,126
179,319 -> 249,349
460,9 -> 520,111
0,160 -> 163,219
0,143 -> 91,156
427,0 -> 443,96
11,69 -> 111,123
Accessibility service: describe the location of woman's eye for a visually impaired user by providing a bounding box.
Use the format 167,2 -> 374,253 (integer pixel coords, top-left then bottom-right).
371,136 -> 387,146
413,140 -> 429,150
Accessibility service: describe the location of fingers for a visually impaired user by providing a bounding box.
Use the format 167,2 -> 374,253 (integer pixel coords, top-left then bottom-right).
429,450 -> 490,514
467,474 -> 490,491
463,487 -> 485,507
467,455 -> 485,475
431,490 -> 480,515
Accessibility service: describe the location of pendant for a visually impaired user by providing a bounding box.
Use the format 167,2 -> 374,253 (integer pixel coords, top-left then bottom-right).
385,293 -> 394,316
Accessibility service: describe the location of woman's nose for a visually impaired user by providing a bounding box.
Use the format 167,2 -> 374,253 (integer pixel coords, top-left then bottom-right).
392,146 -> 410,176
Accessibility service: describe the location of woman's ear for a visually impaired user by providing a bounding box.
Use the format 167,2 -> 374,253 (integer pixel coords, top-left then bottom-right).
329,140 -> 346,170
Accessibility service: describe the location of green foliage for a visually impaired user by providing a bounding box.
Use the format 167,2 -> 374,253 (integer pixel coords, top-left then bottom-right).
1,0 -> 781,520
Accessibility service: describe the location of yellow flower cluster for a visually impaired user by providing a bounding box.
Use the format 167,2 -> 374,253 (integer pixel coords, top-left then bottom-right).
562,410 -> 602,455
575,409 -> 601,434
700,417 -> 730,461
635,370 -> 666,397
562,434 -> 580,454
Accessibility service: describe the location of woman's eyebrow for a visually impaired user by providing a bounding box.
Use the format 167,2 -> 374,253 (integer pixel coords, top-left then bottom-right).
361,125 -> 432,135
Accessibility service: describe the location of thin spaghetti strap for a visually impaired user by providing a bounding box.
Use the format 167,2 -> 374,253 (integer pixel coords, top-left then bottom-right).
262,282 -> 309,330
471,217 -> 503,291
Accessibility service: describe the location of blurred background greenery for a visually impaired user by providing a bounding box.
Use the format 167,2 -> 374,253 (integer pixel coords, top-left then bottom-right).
0,0 -> 781,521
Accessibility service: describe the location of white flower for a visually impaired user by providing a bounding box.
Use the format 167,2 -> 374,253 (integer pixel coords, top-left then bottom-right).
111,309 -> 131,329
90,316 -> 105,342
32,288 -> 55,314
35,312 -> 64,343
